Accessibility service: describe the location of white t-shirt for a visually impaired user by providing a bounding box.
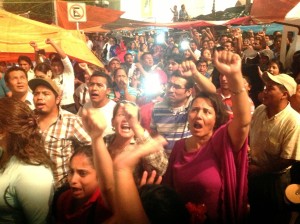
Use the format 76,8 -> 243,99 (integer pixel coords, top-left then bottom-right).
81,100 -> 116,137
52,56 -> 75,106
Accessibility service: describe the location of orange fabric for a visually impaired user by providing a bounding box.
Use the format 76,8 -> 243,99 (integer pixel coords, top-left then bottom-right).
0,9 -> 103,67
250,0 -> 299,24
56,0 -> 124,30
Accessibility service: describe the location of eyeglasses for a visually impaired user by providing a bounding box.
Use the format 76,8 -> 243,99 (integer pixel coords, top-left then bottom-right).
166,82 -> 186,90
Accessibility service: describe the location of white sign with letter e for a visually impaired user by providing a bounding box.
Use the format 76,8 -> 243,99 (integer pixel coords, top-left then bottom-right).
67,2 -> 87,22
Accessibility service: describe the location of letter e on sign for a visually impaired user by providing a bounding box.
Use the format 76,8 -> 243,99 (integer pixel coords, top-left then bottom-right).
67,2 -> 87,22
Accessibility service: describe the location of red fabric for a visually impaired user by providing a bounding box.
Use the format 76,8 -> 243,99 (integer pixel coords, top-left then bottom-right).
55,188 -> 112,224
250,0 -> 299,24
56,0 -> 124,30
140,101 -> 155,133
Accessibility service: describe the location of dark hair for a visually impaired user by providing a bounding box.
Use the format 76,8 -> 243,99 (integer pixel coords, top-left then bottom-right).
190,92 -> 229,131
51,56 -> 64,69
171,70 -> 194,89
124,53 -> 133,61
34,62 -> 52,75
167,54 -> 184,64
18,55 -> 33,69
49,53 -> 60,61
268,58 -> 285,73
140,52 -> 152,61
196,58 -> 208,66
139,184 -> 190,224
113,67 -> 128,78
0,98 -> 54,171
4,66 -> 27,82
291,50 -> 300,79
90,71 -> 113,88
70,145 -> 94,168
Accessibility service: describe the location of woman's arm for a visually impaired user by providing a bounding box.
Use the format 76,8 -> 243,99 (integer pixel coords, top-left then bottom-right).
82,109 -> 115,211
213,50 -> 251,152
113,135 -> 166,223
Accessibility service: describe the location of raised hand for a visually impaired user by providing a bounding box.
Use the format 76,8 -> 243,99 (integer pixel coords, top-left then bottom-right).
45,38 -> 53,45
113,135 -> 167,173
179,60 -> 198,77
82,108 -> 107,139
119,103 -> 139,128
29,41 -> 38,51
213,50 -> 242,78
78,62 -> 88,71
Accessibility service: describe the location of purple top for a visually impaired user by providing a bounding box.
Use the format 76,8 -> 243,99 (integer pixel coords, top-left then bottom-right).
163,122 -> 248,224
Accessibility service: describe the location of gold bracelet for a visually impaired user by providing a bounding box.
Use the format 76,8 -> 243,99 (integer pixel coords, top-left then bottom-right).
230,87 -> 246,96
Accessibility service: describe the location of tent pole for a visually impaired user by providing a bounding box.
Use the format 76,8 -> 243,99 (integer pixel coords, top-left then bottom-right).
53,0 -> 58,25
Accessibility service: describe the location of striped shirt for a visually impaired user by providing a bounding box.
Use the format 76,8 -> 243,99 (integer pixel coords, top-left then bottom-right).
41,108 -> 91,188
150,98 -> 192,155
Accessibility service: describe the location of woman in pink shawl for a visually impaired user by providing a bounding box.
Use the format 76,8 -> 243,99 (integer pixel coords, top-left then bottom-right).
163,50 -> 251,224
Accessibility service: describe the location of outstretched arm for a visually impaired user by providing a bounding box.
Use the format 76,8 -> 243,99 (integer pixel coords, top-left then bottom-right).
45,38 -> 67,59
213,50 -> 251,152
82,109 -> 115,211
113,135 -> 167,223
121,103 -> 168,176
180,60 -> 216,93
29,41 -> 41,63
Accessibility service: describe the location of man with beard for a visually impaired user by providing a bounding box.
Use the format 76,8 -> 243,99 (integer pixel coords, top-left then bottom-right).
29,77 -> 91,189
150,60 -> 216,156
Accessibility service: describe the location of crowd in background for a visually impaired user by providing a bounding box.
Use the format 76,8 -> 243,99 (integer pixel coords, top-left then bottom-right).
0,23 -> 300,224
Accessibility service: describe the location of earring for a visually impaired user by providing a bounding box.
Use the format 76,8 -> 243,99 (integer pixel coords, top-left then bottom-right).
112,126 -> 115,131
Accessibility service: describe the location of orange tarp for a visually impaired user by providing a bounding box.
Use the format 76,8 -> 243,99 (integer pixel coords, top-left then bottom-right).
56,0 -> 124,30
0,9 -> 103,67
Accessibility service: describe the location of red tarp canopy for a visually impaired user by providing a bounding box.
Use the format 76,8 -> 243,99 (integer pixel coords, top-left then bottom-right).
250,0 -> 300,26
130,16 -> 256,30
56,0 -> 124,30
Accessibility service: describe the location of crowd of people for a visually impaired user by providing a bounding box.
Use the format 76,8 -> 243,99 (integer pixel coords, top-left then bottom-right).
0,23 -> 300,224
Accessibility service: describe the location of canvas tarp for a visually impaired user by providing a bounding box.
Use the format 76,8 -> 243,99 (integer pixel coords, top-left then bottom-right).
128,16 -> 255,30
250,0 -> 300,26
56,0 -> 124,30
0,9 -> 103,67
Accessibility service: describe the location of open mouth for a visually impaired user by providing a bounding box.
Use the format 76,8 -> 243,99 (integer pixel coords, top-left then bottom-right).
90,92 -> 99,96
35,103 -> 45,109
121,123 -> 131,132
71,187 -> 83,196
193,121 -> 203,129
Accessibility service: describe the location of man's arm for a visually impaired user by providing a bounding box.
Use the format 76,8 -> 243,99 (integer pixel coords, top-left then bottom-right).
180,60 -> 216,93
